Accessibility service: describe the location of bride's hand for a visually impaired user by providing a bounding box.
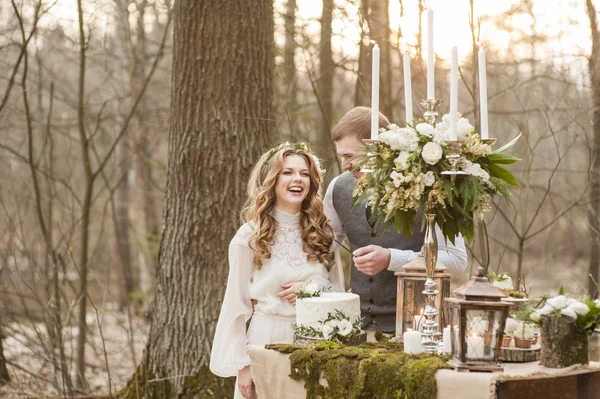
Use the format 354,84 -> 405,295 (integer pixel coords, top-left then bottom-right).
238,366 -> 254,398
276,282 -> 303,305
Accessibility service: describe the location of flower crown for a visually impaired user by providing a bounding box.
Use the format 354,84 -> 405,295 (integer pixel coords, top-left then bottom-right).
263,142 -> 326,175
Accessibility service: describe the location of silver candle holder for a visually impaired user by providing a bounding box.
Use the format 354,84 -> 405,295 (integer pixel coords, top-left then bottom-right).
421,213 -> 442,354
420,99 -> 443,125
440,140 -> 467,183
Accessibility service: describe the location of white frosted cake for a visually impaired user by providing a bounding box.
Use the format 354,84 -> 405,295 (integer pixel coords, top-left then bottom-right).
296,292 -> 361,330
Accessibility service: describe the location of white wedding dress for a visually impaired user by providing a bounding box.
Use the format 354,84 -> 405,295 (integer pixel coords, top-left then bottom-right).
209,207 -> 344,399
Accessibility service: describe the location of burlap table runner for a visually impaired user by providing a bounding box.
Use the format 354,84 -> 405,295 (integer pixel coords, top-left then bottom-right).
248,345 -> 600,399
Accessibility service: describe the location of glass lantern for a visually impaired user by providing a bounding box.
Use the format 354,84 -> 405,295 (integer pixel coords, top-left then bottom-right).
445,267 -> 512,372
394,255 -> 451,338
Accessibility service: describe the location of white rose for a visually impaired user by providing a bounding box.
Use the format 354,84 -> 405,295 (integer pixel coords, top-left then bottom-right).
422,171 -> 435,187
432,130 -> 449,145
322,324 -> 335,339
560,307 -> 578,320
390,171 -> 404,188
421,142 -> 443,165
394,151 -> 411,170
456,118 -> 474,139
416,123 -> 435,137
567,301 -> 590,316
337,319 -> 353,336
538,304 -> 554,316
595,299 -> 600,308
530,311 -> 541,322
326,319 -> 339,328
435,114 -> 450,132
547,295 -> 568,310
304,282 -> 319,296
566,298 -> 577,306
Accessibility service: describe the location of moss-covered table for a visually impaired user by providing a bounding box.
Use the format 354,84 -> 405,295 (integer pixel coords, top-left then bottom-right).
248,344 -> 600,399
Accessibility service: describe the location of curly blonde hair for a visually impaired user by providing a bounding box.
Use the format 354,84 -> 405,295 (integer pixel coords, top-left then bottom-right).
241,144 -> 335,271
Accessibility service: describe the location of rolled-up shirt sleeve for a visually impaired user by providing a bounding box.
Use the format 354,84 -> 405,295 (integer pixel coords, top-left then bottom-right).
209,228 -> 254,377
387,227 -> 467,274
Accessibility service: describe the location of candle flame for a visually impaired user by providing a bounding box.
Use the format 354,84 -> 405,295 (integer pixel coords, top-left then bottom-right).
472,333 -> 478,338
420,308 -> 424,315
370,39 -> 377,45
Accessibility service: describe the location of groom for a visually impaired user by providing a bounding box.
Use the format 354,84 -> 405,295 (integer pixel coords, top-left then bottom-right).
323,106 -> 468,334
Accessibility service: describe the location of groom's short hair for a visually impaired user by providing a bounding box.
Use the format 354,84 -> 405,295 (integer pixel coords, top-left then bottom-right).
332,106 -> 390,141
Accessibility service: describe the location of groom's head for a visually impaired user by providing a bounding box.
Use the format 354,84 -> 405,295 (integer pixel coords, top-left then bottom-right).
332,107 -> 390,180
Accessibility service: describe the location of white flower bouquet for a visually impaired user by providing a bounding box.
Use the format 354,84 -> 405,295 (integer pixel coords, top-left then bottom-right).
527,294 -> 600,332
352,114 -> 520,243
292,310 -> 363,343
293,282 -> 330,299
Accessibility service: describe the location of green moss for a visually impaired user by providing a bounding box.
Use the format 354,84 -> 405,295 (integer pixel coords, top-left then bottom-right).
268,341 -> 451,399
118,362 -> 234,399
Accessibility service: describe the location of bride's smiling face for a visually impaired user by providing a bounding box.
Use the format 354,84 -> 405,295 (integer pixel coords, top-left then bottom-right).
274,154 -> 311,213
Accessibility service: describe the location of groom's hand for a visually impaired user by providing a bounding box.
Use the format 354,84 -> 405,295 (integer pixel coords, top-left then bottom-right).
353,245 -> 391,276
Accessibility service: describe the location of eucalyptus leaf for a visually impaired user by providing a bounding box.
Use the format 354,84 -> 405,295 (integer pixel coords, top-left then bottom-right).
491,133 -> 522,154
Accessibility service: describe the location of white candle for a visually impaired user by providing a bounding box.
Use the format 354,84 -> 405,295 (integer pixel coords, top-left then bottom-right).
412,308 -> 424,332
403,328 -> 422,354
403,54 -> 413,123
478,47 -> 489,139
442,325 -> 452,354
466,333 -> 485,359
371,44 -> 380,140
449,43 -> 458,141
427,8 -> 435,99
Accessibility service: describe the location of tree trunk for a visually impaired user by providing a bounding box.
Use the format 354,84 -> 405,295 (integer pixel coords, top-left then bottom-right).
282,0 -> 297,138
113,0 -> 136,311
355,0 -> 392,121
317,0 -> 340,187
369,0 -> 392,121
540,315 -> 589,368
586,0 -> 600,297
133,0 -> 160,308
0,319 -> 9,385
121,0 -> 273,396
75,0 -> 94,390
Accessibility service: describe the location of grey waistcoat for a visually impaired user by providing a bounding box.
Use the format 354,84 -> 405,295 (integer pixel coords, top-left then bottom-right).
332,172 -> 425,333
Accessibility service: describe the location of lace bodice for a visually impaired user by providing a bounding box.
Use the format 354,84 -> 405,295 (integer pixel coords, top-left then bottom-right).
210,207 -> 344,378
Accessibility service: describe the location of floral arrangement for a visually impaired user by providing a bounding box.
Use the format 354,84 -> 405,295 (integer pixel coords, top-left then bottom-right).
292,310 -> 363,343
520,291 -> 600,333
293,282 -> 330,299
352,113 -> 520,243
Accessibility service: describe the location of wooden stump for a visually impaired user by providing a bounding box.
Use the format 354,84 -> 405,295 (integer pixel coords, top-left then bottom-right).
500,346 -> 540,363
540,315 -> 589,368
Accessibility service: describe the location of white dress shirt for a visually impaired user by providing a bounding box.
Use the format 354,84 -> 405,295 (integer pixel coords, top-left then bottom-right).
324,175 -> 468,274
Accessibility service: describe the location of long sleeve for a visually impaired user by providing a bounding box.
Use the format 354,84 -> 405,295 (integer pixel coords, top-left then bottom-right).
387,226 -> 468,274
328,250 -> 346,292
436,229 -> 468,274
209,228 -> 254,378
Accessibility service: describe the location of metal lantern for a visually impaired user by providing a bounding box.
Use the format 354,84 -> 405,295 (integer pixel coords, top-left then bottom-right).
394,255 -> 451,339
445,267 -> 512,372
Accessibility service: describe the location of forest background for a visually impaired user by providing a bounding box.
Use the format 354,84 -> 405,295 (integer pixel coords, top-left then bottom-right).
1,0 -> 599,397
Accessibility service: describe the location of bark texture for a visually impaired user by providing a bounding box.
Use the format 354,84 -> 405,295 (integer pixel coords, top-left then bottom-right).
317,0 -> 340,186
540,315 -> 589,368
124,0 -> 273,396
586,0 -> 600,297
355,0 -> 392,120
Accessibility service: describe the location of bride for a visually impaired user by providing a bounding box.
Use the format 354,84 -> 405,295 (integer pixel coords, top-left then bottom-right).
209,143 -> 343,399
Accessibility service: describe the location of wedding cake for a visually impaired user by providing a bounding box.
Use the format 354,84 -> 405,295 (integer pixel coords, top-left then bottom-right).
295,292 -> 361,330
